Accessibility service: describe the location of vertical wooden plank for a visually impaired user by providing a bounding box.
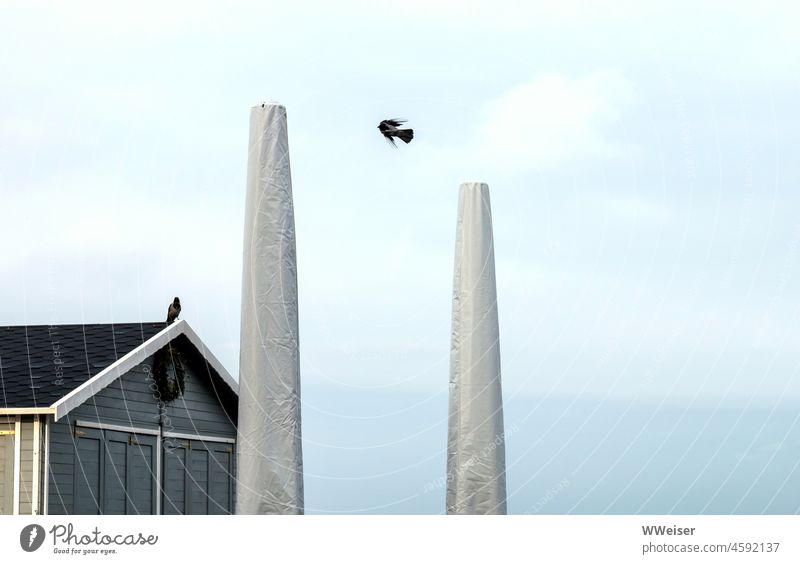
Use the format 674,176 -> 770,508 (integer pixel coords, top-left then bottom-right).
102,430 -> 127,515
0,430 -> 15,514
18,417 -> 34,515
73,427 -> 102,515
125,432 -> 133,516
43,417 -> 50,515
162,442 -> 187,515
128,434 -> 155,515
156,427 -> 161,515
13,416 -> 20,515
184,442 -> 191,514
31,416 -> 41,515
207,447 -> 212,514
208,443 -> 232,515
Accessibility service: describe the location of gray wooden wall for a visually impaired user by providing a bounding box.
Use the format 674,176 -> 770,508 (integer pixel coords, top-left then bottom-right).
47,342 -> 236,514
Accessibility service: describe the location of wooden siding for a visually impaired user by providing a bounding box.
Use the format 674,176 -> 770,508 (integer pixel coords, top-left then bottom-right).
18,417 -> 33,514
0,421 -> 13,514
47,340 -> 236,514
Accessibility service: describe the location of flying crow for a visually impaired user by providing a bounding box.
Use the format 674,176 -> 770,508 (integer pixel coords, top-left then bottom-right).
378,118 -> 414,147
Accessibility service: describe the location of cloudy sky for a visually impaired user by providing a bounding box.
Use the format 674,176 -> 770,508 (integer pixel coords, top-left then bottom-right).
2,1 -> 799,513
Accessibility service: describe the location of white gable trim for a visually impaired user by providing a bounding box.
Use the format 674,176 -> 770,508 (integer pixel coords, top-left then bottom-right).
51,320 -> 237,421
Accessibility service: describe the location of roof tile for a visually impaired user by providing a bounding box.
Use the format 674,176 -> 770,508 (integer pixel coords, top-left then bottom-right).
0,323 -> 166,408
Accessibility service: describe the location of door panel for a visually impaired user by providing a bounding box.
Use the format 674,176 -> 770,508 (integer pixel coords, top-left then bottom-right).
102,431 -> 127,514
162,439 -> 234,515
74,427 -> 103,515
208,448 -> 232,515
128,437 -> 155,515
73,427 -> 157,515
189,448 -> 209,515
162,443 -> 187,515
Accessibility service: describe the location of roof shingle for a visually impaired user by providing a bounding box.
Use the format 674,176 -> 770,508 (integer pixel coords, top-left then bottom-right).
0,323 -> 166,408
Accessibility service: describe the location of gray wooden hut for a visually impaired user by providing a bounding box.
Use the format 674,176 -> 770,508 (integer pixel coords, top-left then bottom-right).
0,320 -> 238,515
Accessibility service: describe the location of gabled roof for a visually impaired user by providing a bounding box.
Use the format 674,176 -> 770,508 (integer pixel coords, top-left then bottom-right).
0,320 -> 237,420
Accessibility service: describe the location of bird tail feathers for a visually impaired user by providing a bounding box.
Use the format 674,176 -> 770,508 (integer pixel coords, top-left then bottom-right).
396,128 -> 414,144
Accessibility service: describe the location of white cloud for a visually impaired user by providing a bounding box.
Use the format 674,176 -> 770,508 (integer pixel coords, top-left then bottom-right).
475,70 -> 636,171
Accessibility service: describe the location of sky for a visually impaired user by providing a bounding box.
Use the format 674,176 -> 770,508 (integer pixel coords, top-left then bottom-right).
1,1 -> 800,513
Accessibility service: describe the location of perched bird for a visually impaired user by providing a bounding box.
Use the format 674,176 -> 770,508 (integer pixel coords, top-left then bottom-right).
378,118 -> 414,147
166,297 -> 181,325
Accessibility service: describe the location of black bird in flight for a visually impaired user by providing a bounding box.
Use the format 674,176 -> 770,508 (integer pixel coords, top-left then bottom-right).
378,119 -> 414,147
166,297 -> 181,325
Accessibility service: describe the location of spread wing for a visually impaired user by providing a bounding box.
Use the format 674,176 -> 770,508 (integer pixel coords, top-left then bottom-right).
379,118 -> 407,146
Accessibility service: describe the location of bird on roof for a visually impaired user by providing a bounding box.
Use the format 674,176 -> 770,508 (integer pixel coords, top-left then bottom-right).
166,297 -> 181,325
378,118 -> 414,147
